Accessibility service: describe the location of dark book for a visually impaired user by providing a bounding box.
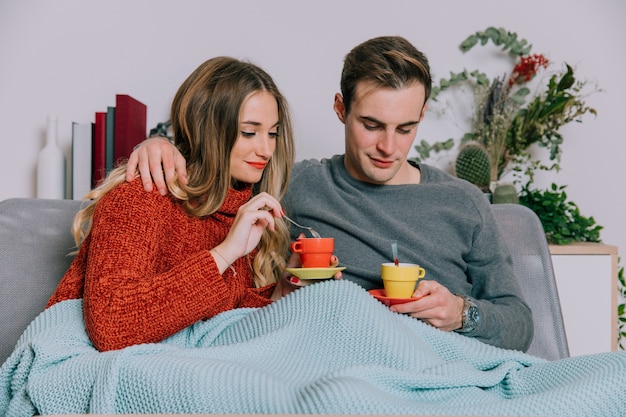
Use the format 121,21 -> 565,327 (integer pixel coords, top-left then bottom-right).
113,95 -> 146,166
105,106 -> 115,173
93,112 -> 107,187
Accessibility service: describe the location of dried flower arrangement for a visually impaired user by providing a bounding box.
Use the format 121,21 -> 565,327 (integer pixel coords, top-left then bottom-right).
414,26 -> 599,188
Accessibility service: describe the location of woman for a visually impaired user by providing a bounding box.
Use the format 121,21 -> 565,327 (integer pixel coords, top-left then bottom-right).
47,57 -> 296,352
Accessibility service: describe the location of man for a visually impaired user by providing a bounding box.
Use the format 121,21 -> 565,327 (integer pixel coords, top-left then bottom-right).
126,36 -> 533,352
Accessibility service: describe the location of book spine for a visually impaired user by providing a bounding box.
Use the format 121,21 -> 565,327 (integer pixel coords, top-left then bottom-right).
93,112 -> 107,187
105,106 -> 115,173
113,95 -> 146,167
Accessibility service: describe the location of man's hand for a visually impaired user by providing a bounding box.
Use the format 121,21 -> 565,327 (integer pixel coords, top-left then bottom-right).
390,280 -> 464,331
125,137 -> 188,195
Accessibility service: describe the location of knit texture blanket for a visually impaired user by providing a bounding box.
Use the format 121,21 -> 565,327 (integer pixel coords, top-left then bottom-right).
1,280 -> 625,416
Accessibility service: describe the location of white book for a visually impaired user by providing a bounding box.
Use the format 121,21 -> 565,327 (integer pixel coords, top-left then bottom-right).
71,122 -> 93,200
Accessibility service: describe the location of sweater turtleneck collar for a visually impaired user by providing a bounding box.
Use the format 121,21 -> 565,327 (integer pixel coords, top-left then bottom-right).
218,184 -> 253,216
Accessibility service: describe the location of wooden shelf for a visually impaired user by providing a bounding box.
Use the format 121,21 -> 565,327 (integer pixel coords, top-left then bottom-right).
549,242 -> 618,256
548,242 -> 619,355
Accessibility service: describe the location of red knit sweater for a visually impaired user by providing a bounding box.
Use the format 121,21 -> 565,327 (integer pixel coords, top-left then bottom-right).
47,179 -> 275,351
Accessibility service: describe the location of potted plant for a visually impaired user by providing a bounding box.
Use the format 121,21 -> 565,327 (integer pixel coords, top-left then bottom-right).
413,26 -> 599,198
412,26 -> 604,239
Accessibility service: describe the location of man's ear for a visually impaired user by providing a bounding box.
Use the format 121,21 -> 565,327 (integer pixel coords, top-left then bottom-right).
333,93 -> 347,124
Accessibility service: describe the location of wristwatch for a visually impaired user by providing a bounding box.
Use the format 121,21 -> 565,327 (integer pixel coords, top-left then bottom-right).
455,295 -> 480,333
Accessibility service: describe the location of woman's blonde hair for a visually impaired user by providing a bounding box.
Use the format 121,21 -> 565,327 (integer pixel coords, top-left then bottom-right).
72,56 -> 295,287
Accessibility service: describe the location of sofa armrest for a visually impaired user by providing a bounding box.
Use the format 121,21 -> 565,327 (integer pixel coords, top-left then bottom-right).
0,198 -> 83,364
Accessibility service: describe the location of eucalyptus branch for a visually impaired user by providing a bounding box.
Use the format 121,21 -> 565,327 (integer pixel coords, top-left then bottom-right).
459,26 -> 533,57
431,70 -> 490,102
412,138 -> 455,163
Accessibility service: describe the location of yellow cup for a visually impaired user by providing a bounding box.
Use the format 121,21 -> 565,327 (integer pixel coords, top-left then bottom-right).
381,262 -> 426,298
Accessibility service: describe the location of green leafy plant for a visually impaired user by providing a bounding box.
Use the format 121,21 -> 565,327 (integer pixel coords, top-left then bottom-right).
518,183 -> 602,245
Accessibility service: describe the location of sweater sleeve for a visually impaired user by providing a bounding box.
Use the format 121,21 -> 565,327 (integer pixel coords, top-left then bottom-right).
461,197 -> 534,351
75,183 -> 272,352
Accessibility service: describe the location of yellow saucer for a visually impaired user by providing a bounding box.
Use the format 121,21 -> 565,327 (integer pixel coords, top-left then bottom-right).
285,266 -> 346,280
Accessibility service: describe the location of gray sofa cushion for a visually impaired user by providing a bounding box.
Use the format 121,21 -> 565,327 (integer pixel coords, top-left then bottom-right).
0,198 -> 82,364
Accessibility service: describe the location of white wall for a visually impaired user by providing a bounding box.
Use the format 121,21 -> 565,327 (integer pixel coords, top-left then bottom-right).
1,0 -> 625,258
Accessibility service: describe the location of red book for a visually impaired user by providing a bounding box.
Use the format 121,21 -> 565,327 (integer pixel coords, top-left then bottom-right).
93,111 -> 107,187
113,94 -> 147,166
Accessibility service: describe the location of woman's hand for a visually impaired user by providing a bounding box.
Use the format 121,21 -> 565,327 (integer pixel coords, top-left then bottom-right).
126,137 -> 188,195
212,192 -> 283,268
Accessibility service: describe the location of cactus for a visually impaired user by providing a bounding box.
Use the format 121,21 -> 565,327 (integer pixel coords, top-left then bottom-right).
492,183 -> 519,204
455,142 -> 491,192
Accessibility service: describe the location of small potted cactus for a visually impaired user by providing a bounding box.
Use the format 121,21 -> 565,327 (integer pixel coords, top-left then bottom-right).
454,141 -> 519,203
455,141 -> 491,193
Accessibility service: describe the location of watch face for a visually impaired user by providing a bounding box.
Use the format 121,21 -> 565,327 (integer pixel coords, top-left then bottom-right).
467,305 -> 480,327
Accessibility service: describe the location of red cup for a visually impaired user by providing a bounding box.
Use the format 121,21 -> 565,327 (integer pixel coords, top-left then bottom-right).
290,237 -> 334,268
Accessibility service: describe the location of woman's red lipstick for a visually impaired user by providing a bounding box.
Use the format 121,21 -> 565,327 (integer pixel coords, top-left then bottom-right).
247,161 -> 267,169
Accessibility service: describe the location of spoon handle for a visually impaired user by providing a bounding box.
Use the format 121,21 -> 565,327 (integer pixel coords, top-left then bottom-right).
283,215 -> 322,238
391,240 -> 399,266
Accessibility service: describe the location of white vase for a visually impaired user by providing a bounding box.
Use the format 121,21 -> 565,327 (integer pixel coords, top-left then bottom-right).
36,115 -> 66,199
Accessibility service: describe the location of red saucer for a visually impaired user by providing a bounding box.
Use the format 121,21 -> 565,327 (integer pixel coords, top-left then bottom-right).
368,289 -> 416,306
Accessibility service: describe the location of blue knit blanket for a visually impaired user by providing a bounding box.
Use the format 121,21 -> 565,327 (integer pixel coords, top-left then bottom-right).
1,280 -> 625,416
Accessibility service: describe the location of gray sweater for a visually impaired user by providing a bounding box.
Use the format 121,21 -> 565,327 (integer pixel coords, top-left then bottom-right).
282,155 -> 533,351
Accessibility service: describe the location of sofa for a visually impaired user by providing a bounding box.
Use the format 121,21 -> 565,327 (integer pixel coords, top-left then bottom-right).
4,197 -> 601,417
0,197 -> 569,366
